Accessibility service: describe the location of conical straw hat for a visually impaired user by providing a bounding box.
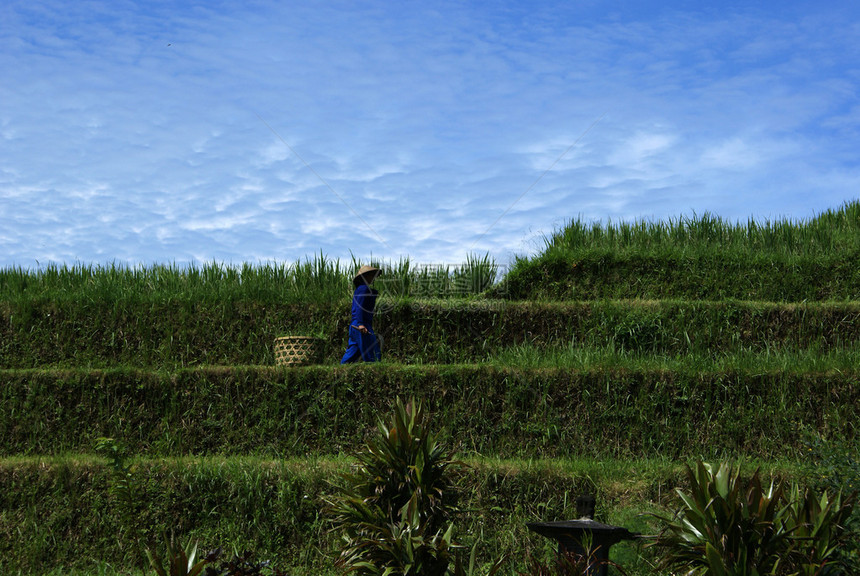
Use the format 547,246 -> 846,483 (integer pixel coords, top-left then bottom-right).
353,265 -> 381,286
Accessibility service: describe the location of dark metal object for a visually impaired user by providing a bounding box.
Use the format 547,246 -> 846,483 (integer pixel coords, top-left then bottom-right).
576,493 -> 596,519
526,495 -> 639,576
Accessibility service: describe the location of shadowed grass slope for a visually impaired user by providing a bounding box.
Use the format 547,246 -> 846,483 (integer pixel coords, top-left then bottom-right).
1,365 -> 856,459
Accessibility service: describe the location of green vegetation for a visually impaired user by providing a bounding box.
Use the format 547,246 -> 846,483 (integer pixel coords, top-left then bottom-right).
1,200 -> 858,574
3,298 -> 859,368
652,462 -> 856,575
501,200 -> 860,301
0,454 -> 667,575
328,398 -> 494,576
145,531 -> 219,576
1,365 -> 856,459
0,253 -> 498,305
546,202 -> 860,256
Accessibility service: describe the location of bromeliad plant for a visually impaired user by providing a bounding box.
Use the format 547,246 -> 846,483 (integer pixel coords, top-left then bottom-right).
328,397 -> 503,576
329,397 -> 462,575
781,485 -> 857,575
802,433 -> 860,569
146,531 -> 220,576
652,461 -> 856,576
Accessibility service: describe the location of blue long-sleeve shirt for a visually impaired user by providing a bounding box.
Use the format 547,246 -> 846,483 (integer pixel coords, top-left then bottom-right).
350,284 -> 376,330
341,284 -> 381,363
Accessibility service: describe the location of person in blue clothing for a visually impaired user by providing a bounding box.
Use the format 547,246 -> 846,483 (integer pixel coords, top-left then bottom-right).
341,264 -> 382,363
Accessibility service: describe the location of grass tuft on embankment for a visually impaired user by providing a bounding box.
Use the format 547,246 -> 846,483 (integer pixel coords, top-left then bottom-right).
500,199 -> 860,301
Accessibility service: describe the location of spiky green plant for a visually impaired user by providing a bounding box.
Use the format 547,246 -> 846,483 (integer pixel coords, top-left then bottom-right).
146,531 -> 220,576
652,461 -> 856,576
653,462 -> 789,575
328,398 -> 467,575
802,434 -> 860,570
452,253 -> 498,296
781,486 -> 856,576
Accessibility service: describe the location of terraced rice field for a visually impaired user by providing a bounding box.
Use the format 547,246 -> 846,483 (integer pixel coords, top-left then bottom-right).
2,202 -> 858,574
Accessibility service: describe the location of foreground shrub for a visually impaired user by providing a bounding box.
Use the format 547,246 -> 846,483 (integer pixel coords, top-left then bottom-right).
803,434 -> 860,571
328,397 -> 504,576
328,397 -> 463,575
145,531 -> 220,576
652,461 -> 856,575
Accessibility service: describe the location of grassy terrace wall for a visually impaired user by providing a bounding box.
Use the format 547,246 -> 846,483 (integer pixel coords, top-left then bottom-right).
500,250 -> 860,301
2,365 -> 857,459
2,456 -> 698,575
2,299 -> 860,367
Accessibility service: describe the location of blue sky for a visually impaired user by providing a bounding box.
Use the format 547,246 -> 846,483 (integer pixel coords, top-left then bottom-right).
2,1 -> 859,269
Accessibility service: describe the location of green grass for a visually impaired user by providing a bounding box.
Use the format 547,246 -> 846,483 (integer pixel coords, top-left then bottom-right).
2,364 -> 856,459
3,201 -> 859,575
543,200 -> 860,256
0,253 -> 500,304
0,455 -> 813,576
501,199 -> 860,301
3,298 -> 860,368
487,342 -> 860,372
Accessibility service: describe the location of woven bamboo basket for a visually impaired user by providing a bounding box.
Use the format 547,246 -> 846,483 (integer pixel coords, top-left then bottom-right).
274,336 -> 323,367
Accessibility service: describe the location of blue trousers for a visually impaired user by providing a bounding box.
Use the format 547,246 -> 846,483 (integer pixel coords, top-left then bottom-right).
341,326 -> 381,363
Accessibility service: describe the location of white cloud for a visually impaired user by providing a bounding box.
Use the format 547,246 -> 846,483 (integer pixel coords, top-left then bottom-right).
606,131 -> 678,172
699,137 -> 761,171
1,1 -> 859,268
